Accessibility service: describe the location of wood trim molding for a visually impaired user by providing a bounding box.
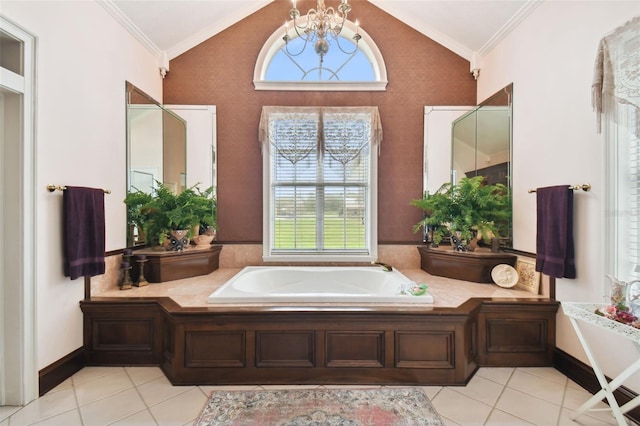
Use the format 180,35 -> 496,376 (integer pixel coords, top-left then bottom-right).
554,347 -> 640,424
38,347 -> 85,396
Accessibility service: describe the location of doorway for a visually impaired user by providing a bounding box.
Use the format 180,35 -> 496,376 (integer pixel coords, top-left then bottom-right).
0,16 -> 37,406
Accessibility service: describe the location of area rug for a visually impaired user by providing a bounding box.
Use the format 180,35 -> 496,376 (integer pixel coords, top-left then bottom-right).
194,387 -> 445,425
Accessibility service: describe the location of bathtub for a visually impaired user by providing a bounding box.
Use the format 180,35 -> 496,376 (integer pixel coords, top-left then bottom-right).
207,266 -> 434,304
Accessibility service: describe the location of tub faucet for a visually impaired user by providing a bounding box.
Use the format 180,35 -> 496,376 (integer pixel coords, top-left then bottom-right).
371,261 -> 393,272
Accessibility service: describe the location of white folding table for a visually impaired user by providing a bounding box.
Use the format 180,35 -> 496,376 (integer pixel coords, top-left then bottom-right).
562,302 -> 640,425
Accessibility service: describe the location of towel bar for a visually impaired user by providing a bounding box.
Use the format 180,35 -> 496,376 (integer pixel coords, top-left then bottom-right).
47,184 -> 111,194
528,184 -> 591,193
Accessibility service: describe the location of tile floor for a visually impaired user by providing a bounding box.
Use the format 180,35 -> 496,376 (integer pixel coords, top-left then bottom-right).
0,366 -> 635,426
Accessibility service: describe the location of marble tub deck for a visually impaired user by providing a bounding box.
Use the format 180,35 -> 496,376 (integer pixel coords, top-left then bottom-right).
92,267 -> 543,308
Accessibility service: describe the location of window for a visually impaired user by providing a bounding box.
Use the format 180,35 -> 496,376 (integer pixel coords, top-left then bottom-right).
254,21 -> 387,91
260,106 -> 381,262
265,34 -> 374,82
607,114 -> 640,282
598,17 -> 640,285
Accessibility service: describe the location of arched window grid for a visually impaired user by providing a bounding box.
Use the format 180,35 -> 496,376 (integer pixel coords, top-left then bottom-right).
254,20 -> 387,92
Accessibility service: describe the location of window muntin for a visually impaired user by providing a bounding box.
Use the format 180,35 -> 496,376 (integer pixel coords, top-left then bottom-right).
261,107 -> 380,261
265,35 -> 375,82
254,22 -> 387,91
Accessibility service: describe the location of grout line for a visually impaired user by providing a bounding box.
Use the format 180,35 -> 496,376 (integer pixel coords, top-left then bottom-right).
71,378 -> 85,426
118,368 -> 160,426
482,367 -> 516,426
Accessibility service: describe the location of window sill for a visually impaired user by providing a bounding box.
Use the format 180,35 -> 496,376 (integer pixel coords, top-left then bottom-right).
253,81 -> 388,92
263,254 -> 377,263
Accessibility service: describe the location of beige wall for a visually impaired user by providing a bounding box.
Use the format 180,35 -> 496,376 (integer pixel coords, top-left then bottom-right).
478,2 -> 640,390
163,0 -> 477,244
3,0 -> 162,369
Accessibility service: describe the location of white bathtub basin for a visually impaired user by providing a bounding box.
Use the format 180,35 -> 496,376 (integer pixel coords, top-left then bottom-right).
207,266 -> 434,304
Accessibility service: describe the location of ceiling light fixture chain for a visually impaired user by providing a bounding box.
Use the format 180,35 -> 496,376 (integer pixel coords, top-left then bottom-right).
283,0 -> 361,59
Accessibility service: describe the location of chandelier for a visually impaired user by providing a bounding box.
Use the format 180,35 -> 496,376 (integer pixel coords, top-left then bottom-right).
283,0 -> 361,59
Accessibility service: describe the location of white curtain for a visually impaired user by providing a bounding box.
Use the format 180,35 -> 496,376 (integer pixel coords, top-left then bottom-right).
593,15 -> 640,138
258,106 -> 383,156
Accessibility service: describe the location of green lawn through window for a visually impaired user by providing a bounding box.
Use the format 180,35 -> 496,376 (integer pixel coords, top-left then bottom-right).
274,217 -> 366,249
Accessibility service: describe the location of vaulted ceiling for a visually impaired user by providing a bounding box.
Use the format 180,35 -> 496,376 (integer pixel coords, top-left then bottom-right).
101,0 -> 540,69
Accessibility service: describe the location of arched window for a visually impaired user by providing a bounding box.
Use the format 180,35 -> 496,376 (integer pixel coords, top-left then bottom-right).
254,20 -> 387,91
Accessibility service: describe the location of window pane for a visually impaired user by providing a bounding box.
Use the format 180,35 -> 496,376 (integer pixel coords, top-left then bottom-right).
265,35 -> 375,82
273,186 -> 317,249
324,186 -> 366,249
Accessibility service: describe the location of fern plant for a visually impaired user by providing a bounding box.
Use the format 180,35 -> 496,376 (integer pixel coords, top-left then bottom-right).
124,182 -> 216,247
411,176 -> 511,247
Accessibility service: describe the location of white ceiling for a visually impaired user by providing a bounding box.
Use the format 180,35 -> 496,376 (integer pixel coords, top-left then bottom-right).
102,0 -> 541,67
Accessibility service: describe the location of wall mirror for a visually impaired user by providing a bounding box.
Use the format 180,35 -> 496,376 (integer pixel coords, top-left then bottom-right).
126,81 -> 187,247
451,83 -> 513,246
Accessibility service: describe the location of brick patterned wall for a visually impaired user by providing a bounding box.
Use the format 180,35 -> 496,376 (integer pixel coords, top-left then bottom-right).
163,0 -> 476,243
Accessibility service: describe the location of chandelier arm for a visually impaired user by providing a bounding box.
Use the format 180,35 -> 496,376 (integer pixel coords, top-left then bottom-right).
284,36 -> 313,57
283,0 -> 357,58
293,9 -> 317,32
332,33 -> 359,55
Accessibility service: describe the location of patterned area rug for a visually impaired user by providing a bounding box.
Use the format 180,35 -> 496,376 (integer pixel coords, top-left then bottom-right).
195,387 -> 445,425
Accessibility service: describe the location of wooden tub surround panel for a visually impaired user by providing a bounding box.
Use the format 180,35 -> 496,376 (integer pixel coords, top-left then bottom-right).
80,298 -> 558,386
418,245 -> 518,283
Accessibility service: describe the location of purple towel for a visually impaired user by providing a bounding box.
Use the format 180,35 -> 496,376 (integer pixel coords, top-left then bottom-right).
535,186 -> 576,279
63,186 -> 106,280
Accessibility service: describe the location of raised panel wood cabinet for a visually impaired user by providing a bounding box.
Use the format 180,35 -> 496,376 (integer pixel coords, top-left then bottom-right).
81,297 -> 558,386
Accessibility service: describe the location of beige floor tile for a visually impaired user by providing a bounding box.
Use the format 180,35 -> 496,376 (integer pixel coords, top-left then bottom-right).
4,388 -> 77,425
0,406 -> 20,423
125,367 -> 166,387
561,385 -> 606,411
47,377 -> 73,394
420,385 -> 443,400
136,376 -> 194,407
495,387 -> 561,425
484,409 -> 534,425
79,388 -> 147,426
431,387 -> 492,425
31,408 -> 83,426
453,374 -> 504,407
1,418 -> 7,426
517,366 -> 569,385
507,368 -> 566,405
71,366 -> 124,386
560,387 -> 626,426
441,416 -> 462,425
109,408 -> 159,425
567,378 -> 588,390
74,368 -> 134,407
475,367 -> 514,385
149,388 -> 208,426
557,407 -> 619,425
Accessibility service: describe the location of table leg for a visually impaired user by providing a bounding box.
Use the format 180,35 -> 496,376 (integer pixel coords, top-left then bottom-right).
568,317 -> 635,425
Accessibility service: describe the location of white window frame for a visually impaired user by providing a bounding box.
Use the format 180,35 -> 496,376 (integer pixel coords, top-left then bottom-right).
253,20 -> 387,92
261,107 -> 379,262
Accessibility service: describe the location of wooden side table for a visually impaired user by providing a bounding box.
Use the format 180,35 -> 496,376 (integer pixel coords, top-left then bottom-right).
562,302 -> 640,425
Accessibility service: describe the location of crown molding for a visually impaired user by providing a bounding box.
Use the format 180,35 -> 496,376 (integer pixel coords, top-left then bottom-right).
97,0 -> 162,57
474,0 -> 543,65
368,0 -> 474,61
